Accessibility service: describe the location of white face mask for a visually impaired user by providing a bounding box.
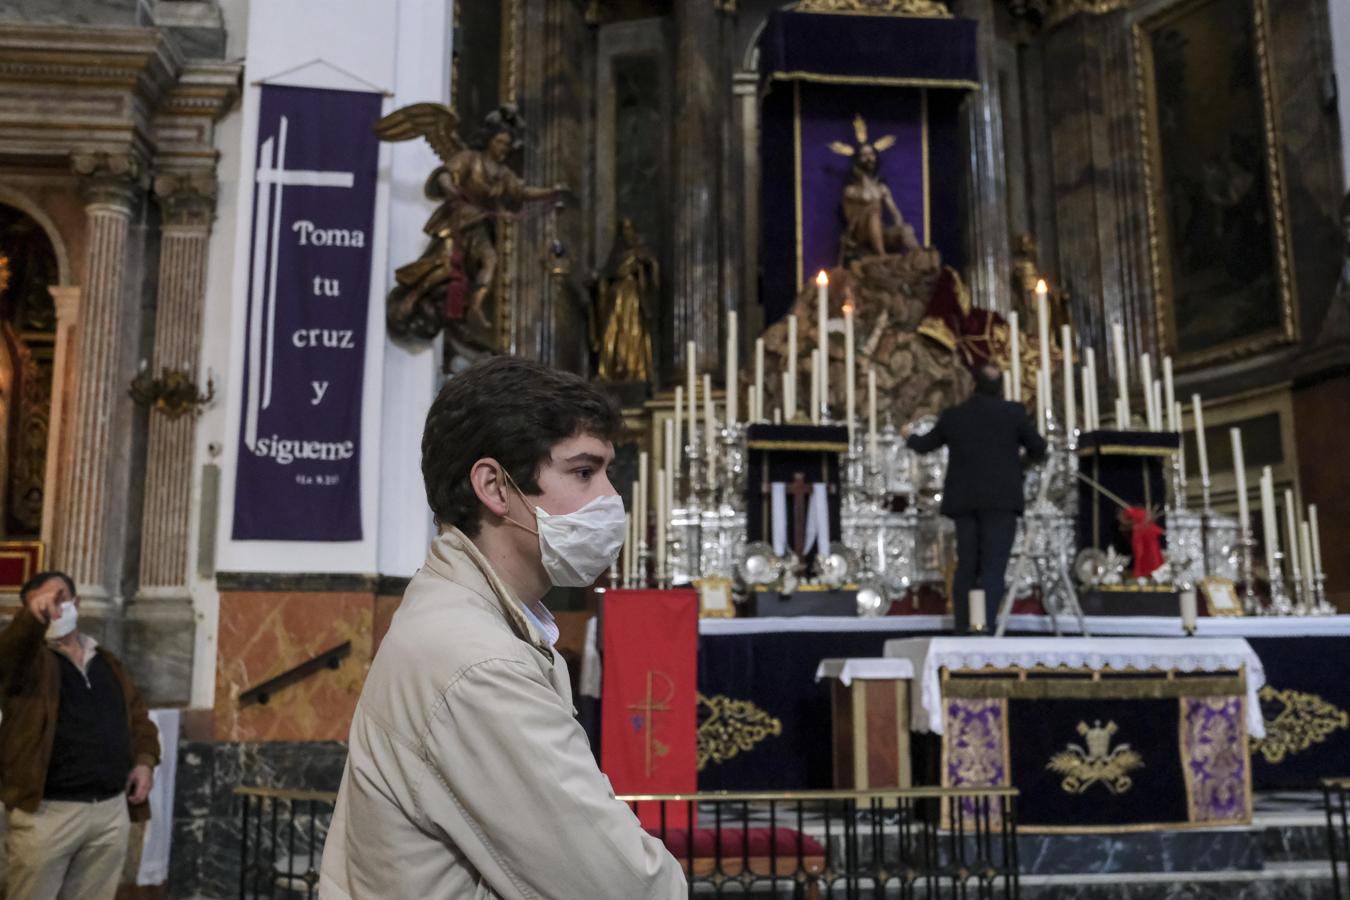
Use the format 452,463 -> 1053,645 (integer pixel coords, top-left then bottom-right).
503,471 -> 627,588
45,601 -> 78,640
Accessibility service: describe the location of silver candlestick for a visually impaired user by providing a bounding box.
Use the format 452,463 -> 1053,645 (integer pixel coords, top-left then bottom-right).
1313,570 -> 1335,615
1266,548 -> 1295,616
1236,529 -> 1262,616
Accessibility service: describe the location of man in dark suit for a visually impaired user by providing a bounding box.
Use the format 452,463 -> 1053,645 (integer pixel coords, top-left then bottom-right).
905,365 -> 1047,633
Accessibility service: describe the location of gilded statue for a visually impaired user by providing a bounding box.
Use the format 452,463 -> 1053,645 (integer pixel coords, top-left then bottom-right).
829,115 -> 926,265
590,218 -> 658,383
374,104 -> 564,350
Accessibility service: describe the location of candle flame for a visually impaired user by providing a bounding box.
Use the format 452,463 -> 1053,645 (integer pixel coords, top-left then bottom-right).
842,303 -> 854,315
816,270 -> 829,286
1035,278 -> 1048,294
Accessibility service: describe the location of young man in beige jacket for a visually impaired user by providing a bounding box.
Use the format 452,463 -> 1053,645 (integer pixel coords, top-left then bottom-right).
320,357 -> 685,899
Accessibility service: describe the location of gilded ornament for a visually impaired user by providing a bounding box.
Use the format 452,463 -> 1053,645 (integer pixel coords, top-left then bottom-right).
1250,686 -> 1350,765
792,0 -> 952,17
0,254 -> 10,298
1046,720 -> 1144,795
696,693 -> 783,769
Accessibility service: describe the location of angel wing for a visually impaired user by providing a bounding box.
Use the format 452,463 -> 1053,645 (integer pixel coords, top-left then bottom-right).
373,103 -> 464,164
872,134 -> 897,152
828,141 -> 856,157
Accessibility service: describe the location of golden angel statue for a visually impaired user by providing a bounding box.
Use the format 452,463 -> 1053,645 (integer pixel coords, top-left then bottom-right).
590,218 -> 658,383
373,103 -> 564,349
829,114 -> 923,264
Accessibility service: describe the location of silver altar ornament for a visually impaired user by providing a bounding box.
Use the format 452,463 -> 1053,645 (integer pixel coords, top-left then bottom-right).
1073,548 -> 1108,587
856,578 -> 887,617
818,548 -> 858,588
737,542 -> 781,587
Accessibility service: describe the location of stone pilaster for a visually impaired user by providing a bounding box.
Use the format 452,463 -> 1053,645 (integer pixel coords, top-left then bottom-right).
56,152 -> 144,608
671,0 -> 728,372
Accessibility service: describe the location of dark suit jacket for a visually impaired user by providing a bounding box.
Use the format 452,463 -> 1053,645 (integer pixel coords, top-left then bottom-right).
906,392 -> 1047,516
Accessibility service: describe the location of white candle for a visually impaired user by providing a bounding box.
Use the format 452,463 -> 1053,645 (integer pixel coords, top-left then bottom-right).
1300,519 -> 1315,596
638,451 -> 649,557
1085,346 -> 1099,431
1035,282 -> 1051,425
810,350 -> 820,424
1036,359 -> 1047,433
754,337 -> 765,423
655,474 -> 666,583
726,311 -> 738,425
867,368 -> 878,466
781,372 -> 791,423
686,340 -> 697,441
1310,504 -> 1324,577
1080,364 -> 1091,432
787,315 -> 798,419
816,271 -> 829,416
1192,394 -> 1209,489
621,510 -> 631,586
773,407 -> 782,425
1112,323 -> 1129,428
1140,353 -> 1154,430
703,373 -> 715,451
1163,356 -> 1176,432
1260,467 -> 1279,575
1004,370 -> 1013,401
674,386 -> 684,468
1179,589 -> 1197,634
1175,404 -> 1187,490
1062,324 -> 1075,437
1152,381 -> 1163,435
969,588 -> 987,633
1229,427 -> 1249,532
664,419 -> 676,513
844,304 -> 856,445
1284,489 -> 1301,585
1009,312 -> 1022,401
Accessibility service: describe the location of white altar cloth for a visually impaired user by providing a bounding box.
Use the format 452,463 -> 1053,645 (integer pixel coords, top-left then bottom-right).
884,636 -> 1266,738
814,657 -> 915,686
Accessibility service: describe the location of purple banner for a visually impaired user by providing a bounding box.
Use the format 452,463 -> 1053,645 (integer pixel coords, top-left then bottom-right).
232,85 -> 382,541
797,83 -> 926,286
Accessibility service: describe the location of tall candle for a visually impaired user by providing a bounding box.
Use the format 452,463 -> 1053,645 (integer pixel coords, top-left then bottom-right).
1140,353 -> 1154,430
1036,367 -> 1048,433
1035,281 -> 1051,425
673,385 -> 684,467
1009,312 -> 1022,401
655,474 -> 666,582
1152,381 -> 1163,435
686,340 -> 697,440
867,367 -> 878,466
754,337 -> 765,423
1004,370 -> 1013,401
1310,504 -> 1324,577
1175,403 -> 1187,489
621,510 -> 631,586
664,419 -> 676,513
725,311 -> 738,425
1062,324 -> 1076,437
1284,489 -> 1301,585
1112,323 -> 1130,428
1300,519 -> 1315,596
816,271 -> 829,416
1192,394 -> 1209,490
810,350 -> 820,424
1085,346 -> 1099,431
781,372 -> 791,423
1080,364 -> 1092,432
1179,589 -> 1197,634
969,588 -> 987,633
1260,467 -> 1278,574
637,451 -> 649,573
1163,356 -> 1176,432
787,315 -> 798,418
703,373 -> 715,451
1230,427 -> 1249,532
844,304 -> 856,445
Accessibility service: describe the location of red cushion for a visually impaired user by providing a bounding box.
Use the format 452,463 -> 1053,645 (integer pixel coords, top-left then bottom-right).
648,826 -> 824,861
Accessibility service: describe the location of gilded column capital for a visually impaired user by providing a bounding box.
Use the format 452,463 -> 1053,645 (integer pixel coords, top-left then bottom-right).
71,151 -> 145,212
153,171 -> 218,229
1004,0 -> 1130,31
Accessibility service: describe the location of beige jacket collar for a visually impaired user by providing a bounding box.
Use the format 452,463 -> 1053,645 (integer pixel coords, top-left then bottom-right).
422,527 -> 553,657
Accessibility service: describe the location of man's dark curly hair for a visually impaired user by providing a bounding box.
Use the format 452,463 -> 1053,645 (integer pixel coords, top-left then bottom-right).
422,356 -> 623,537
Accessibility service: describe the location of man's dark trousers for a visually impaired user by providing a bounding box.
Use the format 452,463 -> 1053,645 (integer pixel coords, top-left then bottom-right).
951,510 -> 1018,634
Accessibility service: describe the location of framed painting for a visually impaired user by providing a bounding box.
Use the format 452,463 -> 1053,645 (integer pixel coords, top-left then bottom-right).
1134,0 -> 1297,368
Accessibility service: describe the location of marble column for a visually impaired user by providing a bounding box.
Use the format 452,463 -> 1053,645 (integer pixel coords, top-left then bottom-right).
952,0 -> 1013,313
672,0 -> 728,372
57,152 -> 144,614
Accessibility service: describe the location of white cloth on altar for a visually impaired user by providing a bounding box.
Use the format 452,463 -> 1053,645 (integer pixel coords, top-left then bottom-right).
771,482 -> 787,556
802,483 -> 830,556
884,636 -> 1265,738
814,657 -> 915,686
136,708 -> 180,885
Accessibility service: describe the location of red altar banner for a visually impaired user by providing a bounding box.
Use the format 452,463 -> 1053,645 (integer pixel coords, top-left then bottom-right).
601,589 -> 698,829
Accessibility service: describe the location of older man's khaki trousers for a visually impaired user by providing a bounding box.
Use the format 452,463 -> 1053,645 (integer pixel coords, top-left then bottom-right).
4,796 -> 129,900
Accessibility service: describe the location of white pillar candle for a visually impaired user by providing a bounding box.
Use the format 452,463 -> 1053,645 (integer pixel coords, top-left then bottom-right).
664,419 -> 676,512
638,451 -> 649,556
703,373 -> 715,451
773,406 -> 782,424
1284,489 -> 1302,585
1175,403 -> 1187,490
1152,381 -> 1163,434
686,340 -> 697,441
1004,370 -> 1013,401
1179,589 -> 1197,634
1112,323 -> 1130,428
1300,519 -> 1315,596
674,385 -> 684,466
655,474 -> 666,583
810,350 -> 820,424
867,367 -> 878,466
725,311 -> 738,425
844,304 -> 856,445
781,372 -> 791,423
1086,347 -> 1100,431
1009,312 -> 1022,401
969,588 -> 987,633
1062,324 -> 1076,437
787,315 -> 798,419
1080,364 -> 1091,432
1310,504 -> 1324,577
1229,427 -> 1249,531
1036,361 -> 1048,432
621,510 -> 631,587
754,337 -> 765,423
1035,282 -> 1051,425
1163,356 -> 1176,432
1139,353 -> 1154,430
816,271 -> 829,416
1260,467 -> 1279,575
1192,394 -> 1209,489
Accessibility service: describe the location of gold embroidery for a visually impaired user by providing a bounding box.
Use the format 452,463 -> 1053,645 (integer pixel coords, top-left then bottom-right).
1047,720 -> 1144,795
1250,686 -> 1350,765
1181,698 -> 1249,824
696,693 -> 783,770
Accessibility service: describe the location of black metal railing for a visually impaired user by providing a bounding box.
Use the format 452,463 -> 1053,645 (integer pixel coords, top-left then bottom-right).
1326,778 -> 1350,899
620,787 -> 1020,899
235,786 -> 336,899
235,784 -> 1019,899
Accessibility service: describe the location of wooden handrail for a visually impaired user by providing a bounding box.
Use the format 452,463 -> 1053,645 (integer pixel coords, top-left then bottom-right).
237,641 -> 351,708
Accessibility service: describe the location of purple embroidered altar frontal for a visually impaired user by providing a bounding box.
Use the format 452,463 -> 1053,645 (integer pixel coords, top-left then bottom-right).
937,672 -> 1252,832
